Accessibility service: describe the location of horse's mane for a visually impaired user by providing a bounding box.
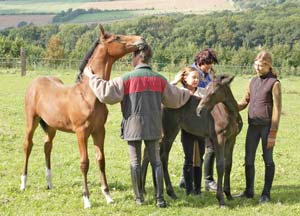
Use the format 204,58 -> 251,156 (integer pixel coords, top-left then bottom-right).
215,74 -> 229,82
76,40 -> 99,82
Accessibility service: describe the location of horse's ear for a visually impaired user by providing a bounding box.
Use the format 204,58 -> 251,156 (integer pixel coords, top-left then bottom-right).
222,76 -> 235,85
99,24 -> 105,40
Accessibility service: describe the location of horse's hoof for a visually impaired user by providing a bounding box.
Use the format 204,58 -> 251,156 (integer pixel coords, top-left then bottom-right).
219,204 -> 226,209
106,197 -> 114,204
20,175 -> 27,190
167,191 -> 177,200
102,188 -> 114,204
225,193 -> 233,201
83,196 -> 92,209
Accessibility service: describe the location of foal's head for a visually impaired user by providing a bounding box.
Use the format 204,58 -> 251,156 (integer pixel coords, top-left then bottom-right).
196,75 -> 236,116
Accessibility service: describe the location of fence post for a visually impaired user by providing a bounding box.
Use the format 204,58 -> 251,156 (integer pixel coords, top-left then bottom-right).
20,47 -> 26,76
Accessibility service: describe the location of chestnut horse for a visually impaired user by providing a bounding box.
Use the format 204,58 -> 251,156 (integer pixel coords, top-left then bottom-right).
142,76 -> 243,207
20,25 -> 145,208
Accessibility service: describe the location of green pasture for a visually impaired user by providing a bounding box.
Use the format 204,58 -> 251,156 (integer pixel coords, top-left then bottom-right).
0,69 -> 300,215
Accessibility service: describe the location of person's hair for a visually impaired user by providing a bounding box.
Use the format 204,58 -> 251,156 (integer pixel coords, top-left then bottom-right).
255,50 -> 277,77
133,44 -> 153,64
194,48 -> 218,66
178,66 -> 198,87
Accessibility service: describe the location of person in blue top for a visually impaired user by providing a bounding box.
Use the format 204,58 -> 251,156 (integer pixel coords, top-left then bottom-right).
179,48 -> 219,193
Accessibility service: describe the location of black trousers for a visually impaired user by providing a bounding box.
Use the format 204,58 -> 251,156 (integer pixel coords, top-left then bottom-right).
181,129 -> 205,193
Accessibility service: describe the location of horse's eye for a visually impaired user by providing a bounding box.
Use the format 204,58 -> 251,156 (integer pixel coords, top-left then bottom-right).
114,36 -> 121,41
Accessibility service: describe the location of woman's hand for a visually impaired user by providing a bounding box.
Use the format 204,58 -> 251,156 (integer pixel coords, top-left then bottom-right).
84,66 -> 94,79
170,71 -> 184,85
267,129 -> 277,149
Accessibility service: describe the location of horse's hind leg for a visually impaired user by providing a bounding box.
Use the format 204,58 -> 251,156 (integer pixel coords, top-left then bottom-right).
141,146 -> 150,195
92,128 -> 114,204
44,127 -> 56,189
20,114 -> 40,190
76,130 -> 91,208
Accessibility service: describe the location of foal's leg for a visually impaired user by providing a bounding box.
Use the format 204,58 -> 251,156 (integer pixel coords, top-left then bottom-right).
223,138 -> 235,201
20,114 -> 40,190
44,127 -> 56,189
92,128 -> 113,204
160,108 -> 180,199
76,130 -> 91,208
141,147 -> 149,194
214,135 -> 226,208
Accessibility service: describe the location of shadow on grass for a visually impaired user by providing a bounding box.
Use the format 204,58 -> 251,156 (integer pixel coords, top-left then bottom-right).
141,184 -> 300,209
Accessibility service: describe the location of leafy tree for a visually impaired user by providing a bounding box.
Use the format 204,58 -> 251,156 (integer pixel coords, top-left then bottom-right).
44,35 -> 65,65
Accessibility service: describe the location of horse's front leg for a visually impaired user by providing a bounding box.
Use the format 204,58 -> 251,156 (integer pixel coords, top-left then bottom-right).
214,135 -> 226,208
223,138 -> 235,201
92,128 -> 114,204
20,114 -> 40,190
76,129 -> 91,208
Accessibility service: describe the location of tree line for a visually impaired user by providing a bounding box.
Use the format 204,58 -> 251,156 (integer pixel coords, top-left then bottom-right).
0,2 -> 300,75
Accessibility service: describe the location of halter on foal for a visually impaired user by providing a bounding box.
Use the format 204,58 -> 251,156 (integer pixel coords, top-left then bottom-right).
20,25 -> 145,208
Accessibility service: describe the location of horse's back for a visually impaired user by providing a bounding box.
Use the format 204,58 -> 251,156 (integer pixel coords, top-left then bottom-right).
25,76 -> 76,131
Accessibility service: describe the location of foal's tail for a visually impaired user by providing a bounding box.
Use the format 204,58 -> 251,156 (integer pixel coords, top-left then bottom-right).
39,119 -> 48,132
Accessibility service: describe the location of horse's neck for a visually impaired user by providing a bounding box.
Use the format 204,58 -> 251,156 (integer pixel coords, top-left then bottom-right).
89,45 -> 115,80
223,90 -> 239,114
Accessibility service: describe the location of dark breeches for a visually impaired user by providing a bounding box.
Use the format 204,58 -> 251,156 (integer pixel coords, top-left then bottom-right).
245,124 -> 274,167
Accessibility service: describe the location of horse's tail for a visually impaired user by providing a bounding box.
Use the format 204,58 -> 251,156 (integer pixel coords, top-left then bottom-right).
39,119 -> 48,132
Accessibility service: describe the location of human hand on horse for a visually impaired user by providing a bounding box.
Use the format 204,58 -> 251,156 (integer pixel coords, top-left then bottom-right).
267,129 -> 277,149
84,66 -> 94,78
170,70 -> 185,85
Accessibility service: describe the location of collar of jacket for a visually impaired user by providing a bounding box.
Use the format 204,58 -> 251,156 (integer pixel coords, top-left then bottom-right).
135,63 -> 151,70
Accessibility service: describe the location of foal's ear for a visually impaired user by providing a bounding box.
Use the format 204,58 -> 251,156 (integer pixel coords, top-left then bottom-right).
222,76 -> 235,85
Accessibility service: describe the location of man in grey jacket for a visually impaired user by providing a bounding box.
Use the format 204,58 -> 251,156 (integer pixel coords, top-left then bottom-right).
84,44 -> 190,207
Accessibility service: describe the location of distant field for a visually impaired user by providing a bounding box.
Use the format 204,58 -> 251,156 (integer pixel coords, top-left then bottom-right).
0,14 -> 55,29
0,0 -> 235,29
0,1 -> 83,14
65,9 -> 157,24
78,0 -> 234,13
0,0 -> 234,14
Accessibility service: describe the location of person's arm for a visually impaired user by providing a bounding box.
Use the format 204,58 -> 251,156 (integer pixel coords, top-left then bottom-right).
162,83 -> 190,108
170,70 -> 184,85
237,80 -> 251,111
267,81 -> 282,149
84,67 -> 124,104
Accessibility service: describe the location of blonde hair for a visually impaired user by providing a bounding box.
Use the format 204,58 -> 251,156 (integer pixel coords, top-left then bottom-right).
255,50 -> 278,77
177,66 -> 198,87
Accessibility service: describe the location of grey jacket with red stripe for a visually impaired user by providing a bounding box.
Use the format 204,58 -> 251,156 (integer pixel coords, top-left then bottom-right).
88,64 -> 190,141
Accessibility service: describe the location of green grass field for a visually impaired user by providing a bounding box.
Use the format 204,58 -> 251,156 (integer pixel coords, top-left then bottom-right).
0,69 -> 300,215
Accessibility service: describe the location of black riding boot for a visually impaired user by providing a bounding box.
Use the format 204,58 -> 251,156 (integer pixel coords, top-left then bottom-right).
130,165 -> 144,205
244,164 -> 255,197
259,163 -> 275,204
183,165 -> 193,195
153,164 -> 167,208
193,166 -> 202,195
